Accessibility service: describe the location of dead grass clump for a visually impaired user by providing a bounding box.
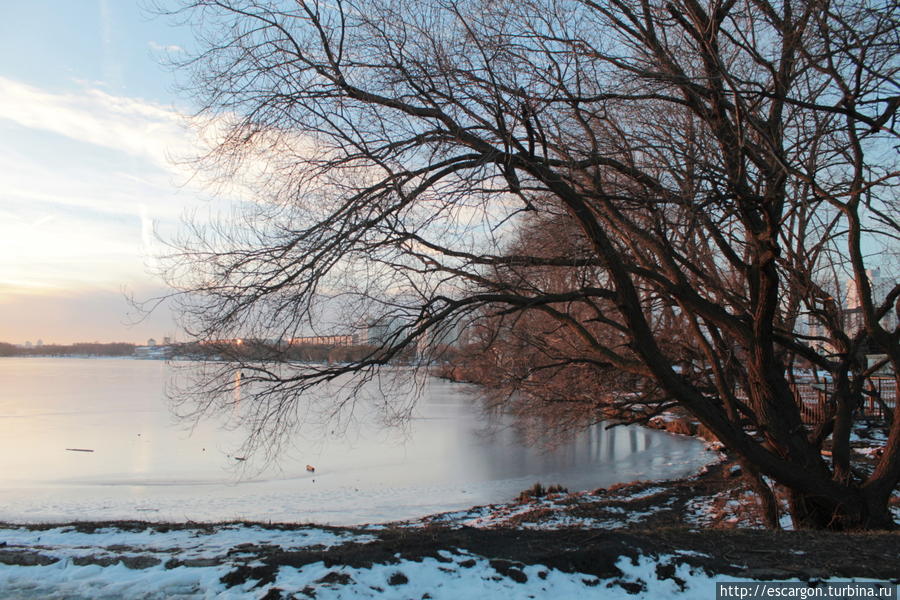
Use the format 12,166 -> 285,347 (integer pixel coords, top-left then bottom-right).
517,483 -> 569,502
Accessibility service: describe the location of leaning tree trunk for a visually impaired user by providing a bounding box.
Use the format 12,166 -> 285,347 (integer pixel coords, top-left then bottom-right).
696,361 -> 895,531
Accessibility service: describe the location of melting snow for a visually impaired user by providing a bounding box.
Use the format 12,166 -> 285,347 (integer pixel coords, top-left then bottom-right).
0,543 -> 877,599
0,524 -> 372,562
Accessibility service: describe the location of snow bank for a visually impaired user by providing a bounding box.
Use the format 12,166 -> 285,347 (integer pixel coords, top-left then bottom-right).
0,542 -> 877,600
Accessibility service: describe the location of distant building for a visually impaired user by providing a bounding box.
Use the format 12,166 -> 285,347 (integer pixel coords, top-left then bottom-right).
361,320 -> 388,346
808,269 -> 898,354
288,335 -> 357,346
358,315 -> 403,346
867,354 -> 893,376
147,338 -> 157,347
845,268 -> 897,332
134,344 -> 171,359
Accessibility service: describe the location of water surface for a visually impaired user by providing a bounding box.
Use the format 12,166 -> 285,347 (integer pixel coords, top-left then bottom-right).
0,358 -> 710,524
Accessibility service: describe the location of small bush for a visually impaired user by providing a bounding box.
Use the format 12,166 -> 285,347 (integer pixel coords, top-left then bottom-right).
517,482 -> 568,502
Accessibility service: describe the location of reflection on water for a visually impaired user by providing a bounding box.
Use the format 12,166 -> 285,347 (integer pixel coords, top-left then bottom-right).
473,422 -> 659,478
0,358 -> 710,524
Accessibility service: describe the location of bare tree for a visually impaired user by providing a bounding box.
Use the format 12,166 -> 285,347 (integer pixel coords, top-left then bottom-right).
160,0 -> 900,530
443,208 -> 683,436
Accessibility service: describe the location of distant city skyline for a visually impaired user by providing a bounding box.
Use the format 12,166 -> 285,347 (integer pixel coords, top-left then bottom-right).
7,333 -> 178,347
0,2 -> 208,344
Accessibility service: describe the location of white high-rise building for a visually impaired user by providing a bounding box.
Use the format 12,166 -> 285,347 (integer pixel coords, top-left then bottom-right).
845,269 -> 897,332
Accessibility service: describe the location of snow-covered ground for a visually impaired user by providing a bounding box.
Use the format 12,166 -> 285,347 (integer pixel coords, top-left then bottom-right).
2,446 -> 897,599
0,524 -> 367,599
0,524 -> 373,561
0,544 -> 707,599
419,483 -> 682,530
1,523 -> 889,599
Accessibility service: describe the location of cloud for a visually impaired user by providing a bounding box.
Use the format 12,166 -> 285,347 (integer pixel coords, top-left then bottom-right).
0,77 -> 202,319
0,76 -> 193,172
149,40 -> 185,53
0,75 -> 317,343
0,75 -> 311,202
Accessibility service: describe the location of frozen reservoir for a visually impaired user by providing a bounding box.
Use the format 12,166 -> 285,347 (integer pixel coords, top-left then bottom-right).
0,358 -> 710,524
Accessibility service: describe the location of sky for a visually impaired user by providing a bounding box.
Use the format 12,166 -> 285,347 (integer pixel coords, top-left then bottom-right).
0,1 -> 212,344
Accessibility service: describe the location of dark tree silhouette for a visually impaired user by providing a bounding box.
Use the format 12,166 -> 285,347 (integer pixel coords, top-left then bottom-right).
161,0 -> 899,529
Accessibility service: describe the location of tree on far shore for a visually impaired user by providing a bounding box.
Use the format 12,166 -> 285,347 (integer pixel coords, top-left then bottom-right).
160,0 -> 899,530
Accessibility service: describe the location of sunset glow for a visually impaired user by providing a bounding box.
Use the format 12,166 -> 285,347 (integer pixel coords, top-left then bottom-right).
0,3 -> 202,343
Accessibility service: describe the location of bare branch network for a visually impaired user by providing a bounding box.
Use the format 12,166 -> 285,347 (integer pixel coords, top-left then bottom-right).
158,0 -> 899,530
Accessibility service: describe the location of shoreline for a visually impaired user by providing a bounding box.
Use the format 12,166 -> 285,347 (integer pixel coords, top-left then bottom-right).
2,461 -> 898,598
3,417 -> 892,531
3,361 -> 896,596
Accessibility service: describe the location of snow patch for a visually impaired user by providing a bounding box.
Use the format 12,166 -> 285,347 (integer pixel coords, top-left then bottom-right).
0,524 -> 374,565
0,546 -> 878,599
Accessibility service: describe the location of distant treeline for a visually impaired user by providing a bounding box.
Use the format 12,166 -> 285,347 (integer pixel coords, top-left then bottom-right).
0,340 -> 418,363
0,342 -> 136,357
